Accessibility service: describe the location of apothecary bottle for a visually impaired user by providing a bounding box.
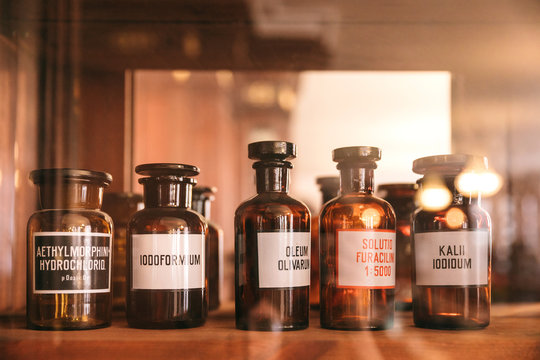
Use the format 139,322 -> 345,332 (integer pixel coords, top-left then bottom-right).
412,154 -> 491,329
192,186 -> 223,311
27,168 -> 113,330
377,183 -> 417,310
235,141 -> 311,331
127,163 -> 208,329
102,192 -> 143,310
319,147 -> 396,330
310,176 -> 340,308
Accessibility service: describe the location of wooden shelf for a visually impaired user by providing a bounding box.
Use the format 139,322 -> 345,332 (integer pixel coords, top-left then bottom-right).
2,303 -> 540,359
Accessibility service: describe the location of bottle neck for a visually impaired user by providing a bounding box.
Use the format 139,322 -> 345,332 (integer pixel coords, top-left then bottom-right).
38,182 -> 103,210
192,197 -> 212,219
143,181 -> 192,208
420,175 -> 481,206
443,176 -> 481,206
255,164 -> 290,194
339,166 -> 374,195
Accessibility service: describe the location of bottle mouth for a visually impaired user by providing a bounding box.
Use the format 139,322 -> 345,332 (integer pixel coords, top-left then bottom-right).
412,154 -> 488,175
332,146 -> 381,163
252,160 -> 293,169
29,168 -> 112,187
248,141 -> 296,161
138,175 -> 197,185
135,163 -> 200,177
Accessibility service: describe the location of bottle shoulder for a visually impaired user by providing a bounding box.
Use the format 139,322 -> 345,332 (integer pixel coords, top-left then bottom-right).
414,203 -> 491,231
129,207 -> 207,234
320,194 -> 395,217
27,209 -> 112,233
235,193 -> 311,216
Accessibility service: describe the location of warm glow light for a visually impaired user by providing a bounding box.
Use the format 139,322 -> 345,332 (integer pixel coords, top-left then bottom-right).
418,186 -> 452,211
360,208 -> 381,228
277,86 -> 296,111
446,207 -> 466,229
244,82 -> 275,106
171,70 -> 191,83
215,70 -> 234,88
456,169 -> 503,197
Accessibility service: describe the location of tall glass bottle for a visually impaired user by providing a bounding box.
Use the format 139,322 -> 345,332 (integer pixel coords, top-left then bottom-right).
310,176 -> 340,308
319,147 -> 396,330
235,141 -> 311,331
412,154 -> 491,329
377,183 -> 417,310
192,186 -> 223,311
127,163 -> 208,329
27,168 -> 113,330
102,192 -> 143,311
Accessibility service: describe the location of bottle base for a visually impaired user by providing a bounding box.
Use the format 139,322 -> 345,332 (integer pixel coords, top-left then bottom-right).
27,319 -> 111,331
414,315 -> 489,330
127,318 -> 206,329
235,319 -> 308,332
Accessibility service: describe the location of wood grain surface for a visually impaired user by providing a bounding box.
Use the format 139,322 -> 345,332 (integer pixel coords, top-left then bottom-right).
1,302 -> 539,360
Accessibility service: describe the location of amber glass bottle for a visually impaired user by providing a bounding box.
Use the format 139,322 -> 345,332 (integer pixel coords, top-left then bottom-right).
27,168 -> 113,330
319,147 -> 396,330
127,163 -> 208,329
377,184 -> 417,310
192,186 -> 223,311
235,141 -> 311,331
311,176 -> 340,308
102,192 -> 143,311
412,155 -> 491,329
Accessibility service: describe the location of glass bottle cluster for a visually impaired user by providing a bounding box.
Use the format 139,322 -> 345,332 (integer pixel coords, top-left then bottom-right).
26,142 -> 492,331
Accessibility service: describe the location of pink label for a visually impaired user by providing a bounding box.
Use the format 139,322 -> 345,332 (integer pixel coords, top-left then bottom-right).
337,229 -> 396,288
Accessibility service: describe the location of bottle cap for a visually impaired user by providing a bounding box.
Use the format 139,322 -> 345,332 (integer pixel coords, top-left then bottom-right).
413,154 -> 488,175
332,146 -> 381,163
135,163 -> 200,177
192,186 -> 217,195
316,176 -> 340,189
248,141 -> 296,161
29,168 -> 112,186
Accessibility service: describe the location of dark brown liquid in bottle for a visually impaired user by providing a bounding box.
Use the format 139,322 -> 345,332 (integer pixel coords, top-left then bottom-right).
235,147 -> 310,331
27,170 -> 113,330
320,165 -> 396,330
102,192 -> 143,311
378,184 -> 416,311
127,171 -> 208,329
311,177 -> 340,308
412,178 -> 491,329
192,188 -> 223,311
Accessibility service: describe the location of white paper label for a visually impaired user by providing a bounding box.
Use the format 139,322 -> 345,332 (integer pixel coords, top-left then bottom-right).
337,230 -> 396,288
257,232 -> 310,289
414,230 -> 489,286
132,233 -> 205,290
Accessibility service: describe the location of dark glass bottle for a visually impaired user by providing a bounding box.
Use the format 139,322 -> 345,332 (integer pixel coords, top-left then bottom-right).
377,184 -> 417,311
319,147 -> 396,330
235,141 -> 311,331
311,176 -> 340,308
102,192 -> 143,311
27,168 -> 113,330
192,186 -> 223,311
412,154 -> 491,329
127,163 -> 208,329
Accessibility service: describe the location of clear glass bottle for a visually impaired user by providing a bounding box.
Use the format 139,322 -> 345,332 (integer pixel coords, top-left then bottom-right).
192,186 -> 223,311
235,141 -> 311,331
412,154 -> 491,329
377,183 -> 417,311
102,192 -> 143,311
311,176 -> 340,308
27,168 -> 113,330
127,163 -> 208,329
319,147 -> 396,330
